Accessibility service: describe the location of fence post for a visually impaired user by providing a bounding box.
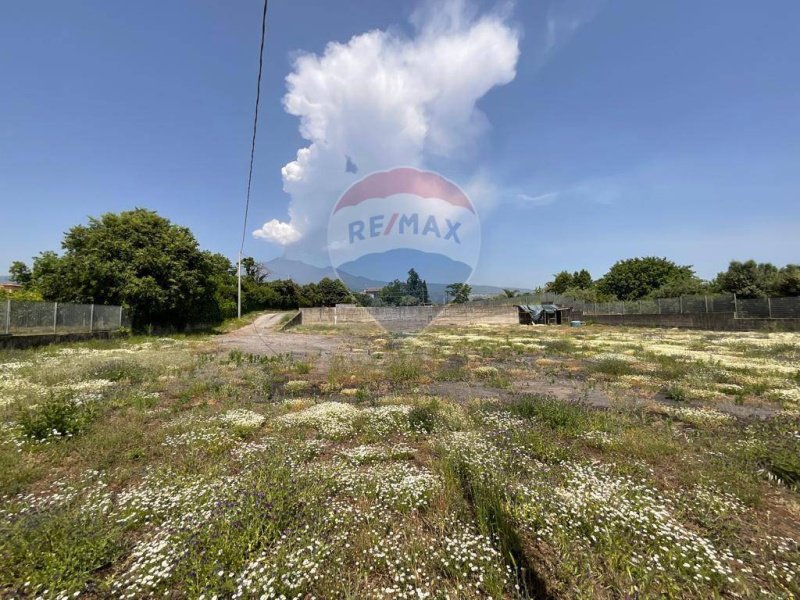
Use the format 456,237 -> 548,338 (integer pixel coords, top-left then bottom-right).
118,306 -> 124,329
657,298 -> 661,314
89,304 -> 95,333
4,299 -> 10,335
733,294 -> 738,317
704,295 -> 709,313
53,301 -> 58,333
767,297 -> 772,319
679,296 -> 683,314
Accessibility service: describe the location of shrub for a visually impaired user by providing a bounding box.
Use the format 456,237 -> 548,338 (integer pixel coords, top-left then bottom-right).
590,357 -> 635,378
18,394 -> 95,440
409,401 -> 440,434
664,384 -> 688,402
89,359 -> 150,383
510,395 -> 588,434
387,353 -> 423,384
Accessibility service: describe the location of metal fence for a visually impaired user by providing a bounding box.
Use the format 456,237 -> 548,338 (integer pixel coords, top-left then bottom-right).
0,300 -> 126,335
471,292 -> 800,319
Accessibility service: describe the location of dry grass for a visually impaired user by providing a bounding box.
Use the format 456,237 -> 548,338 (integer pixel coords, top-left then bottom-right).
0,324 -> 798,598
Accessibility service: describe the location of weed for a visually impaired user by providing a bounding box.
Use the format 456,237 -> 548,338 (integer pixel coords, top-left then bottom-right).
510,395 -> 588,434
89,358 -> 151,383
409,400 -> 440,434
17,393 -> 95,440
664,384 -> 688,402
386,353 -> 423,384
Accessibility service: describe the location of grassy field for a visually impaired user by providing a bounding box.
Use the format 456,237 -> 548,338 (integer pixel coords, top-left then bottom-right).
0,324 -> 798,599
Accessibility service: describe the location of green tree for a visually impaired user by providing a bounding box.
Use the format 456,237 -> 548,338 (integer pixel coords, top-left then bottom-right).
9,261 -> 32,286
713,260 -> 779,298
240,257 -> 269,283
546,271 -> 574,294
314,277 -> 353,306
405,268 -> 429,304
571,269 -> 593,289
380,280 -> 407,306
30,209 -> 229,328
597,257 -> 695,301
648,273 -> 710,299
446,282 -> 472,304
776,264 -> 800,297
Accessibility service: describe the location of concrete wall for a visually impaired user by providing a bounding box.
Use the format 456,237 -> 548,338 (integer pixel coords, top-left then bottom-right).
299,305 -> 800,332
0,330 -> 117,350
300,305 -> 518,331
586,312 -> 800,332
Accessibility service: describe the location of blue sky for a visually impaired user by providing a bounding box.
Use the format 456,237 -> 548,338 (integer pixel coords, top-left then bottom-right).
1,0 -> 798,289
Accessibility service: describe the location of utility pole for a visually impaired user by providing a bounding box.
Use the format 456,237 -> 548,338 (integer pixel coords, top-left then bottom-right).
237,252 -> 242,319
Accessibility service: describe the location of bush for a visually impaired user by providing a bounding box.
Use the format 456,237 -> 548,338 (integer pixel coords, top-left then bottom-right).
89,359 -> 150,383
590,358 -> 635,377
664,384 -> 688,402
18,394 -> 95,440
387,354 -> 423,384
409,401 -> 440,434
510,395 -> 588,434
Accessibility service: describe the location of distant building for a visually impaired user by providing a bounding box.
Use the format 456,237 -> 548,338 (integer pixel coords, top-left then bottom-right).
362,287 -> 383,299
0,282 -> 22,292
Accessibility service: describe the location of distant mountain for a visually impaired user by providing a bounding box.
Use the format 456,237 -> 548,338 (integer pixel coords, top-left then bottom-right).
337,248 -> 472,285
263,257 -> 337,284
263,257 -> 381,291
262,256 -> 526,303
0,275 -> 11,283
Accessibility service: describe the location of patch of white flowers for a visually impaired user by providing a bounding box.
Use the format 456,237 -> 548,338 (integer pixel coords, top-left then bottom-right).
220,408 -> 265,429
275,401 -> 360,439
512,462 -> 737,590
275,401 -> 414,440
340,443 -> 415,465
656,405 -> 734,427
283,380 -> 310,394
472,365 -> 498,378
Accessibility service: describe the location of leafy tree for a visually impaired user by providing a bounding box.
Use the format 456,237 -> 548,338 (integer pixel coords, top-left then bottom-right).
352,292 -> 374,307
561,285 -> 614,303
546,271 -> 574,295
776,264 -> 800,297
240,257 -> 270,283
420,280 -> 429,304
597,257 -> 695,301
29,209 -> 229,328
315,277 -> 353,307
648,273 -> 710,299
571,269 -> 593,289
501,288 -> 518,298
446,282 -> 472,304
9,261 -> 32,286
405,268 -> 429,304
380,279 -> 407,306
376,270 -> 428,305
713,260 -> 780,298
0,287 -> 43,301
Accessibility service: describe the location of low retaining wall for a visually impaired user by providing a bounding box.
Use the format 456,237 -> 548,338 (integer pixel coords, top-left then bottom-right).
0,330 -> 118,350
300,305 -> 518,330
586,312 -> 800,332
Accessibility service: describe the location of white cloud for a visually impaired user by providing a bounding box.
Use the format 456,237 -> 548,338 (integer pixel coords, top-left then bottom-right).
252,219 -> 302,245
255,0 -> 520,254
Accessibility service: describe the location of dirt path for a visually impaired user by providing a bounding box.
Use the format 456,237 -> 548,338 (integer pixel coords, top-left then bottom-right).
215,312 -> 344,358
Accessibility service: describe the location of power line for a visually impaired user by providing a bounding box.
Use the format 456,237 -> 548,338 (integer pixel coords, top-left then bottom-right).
238,0 -> 269,318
